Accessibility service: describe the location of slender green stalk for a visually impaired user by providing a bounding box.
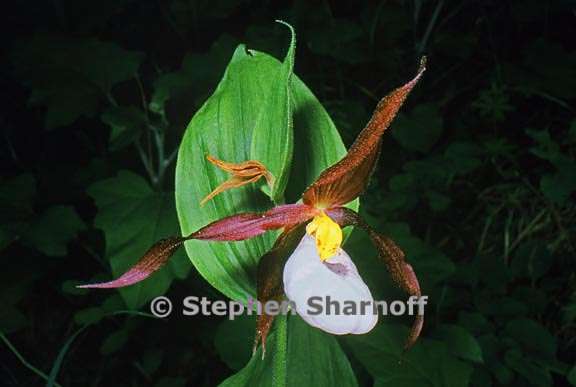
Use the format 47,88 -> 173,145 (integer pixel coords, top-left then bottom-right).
46,310 -> 158,387
417,0 -> 444,57
47,327 -> 87,387
272,315 -> 288,387
0,331 -> 63,387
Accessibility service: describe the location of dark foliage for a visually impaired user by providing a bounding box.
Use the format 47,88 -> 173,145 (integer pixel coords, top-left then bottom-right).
0,1 -> 574,386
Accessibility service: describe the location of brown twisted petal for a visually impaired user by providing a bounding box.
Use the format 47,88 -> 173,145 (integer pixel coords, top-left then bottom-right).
77,237 -> 184,289
326,207 -> 423,349
303,58 -> 426,208
200,155 -> 274,206
253,224 -> 306,358
78,204 -> 317,289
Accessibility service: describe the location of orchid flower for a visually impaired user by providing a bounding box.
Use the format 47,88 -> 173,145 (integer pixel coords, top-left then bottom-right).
79,57 -> 426,355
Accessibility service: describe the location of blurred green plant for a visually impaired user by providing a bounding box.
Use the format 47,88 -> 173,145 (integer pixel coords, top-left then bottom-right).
1,0 -> 574,386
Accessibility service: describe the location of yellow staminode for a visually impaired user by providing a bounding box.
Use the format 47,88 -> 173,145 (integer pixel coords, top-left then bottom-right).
306,211 -> 343,261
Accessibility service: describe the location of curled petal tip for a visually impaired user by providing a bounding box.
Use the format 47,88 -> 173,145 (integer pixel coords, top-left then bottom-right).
404,314 -> 424,351
419,56 -> 427,71
410,56 -> 427,85
201,155 -> 274,205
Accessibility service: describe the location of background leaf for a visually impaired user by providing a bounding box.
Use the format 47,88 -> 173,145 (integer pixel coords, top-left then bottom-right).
214,315 -> 256,371
0,174 -> 36,250
101,106 -> 146,151
431,324 -> 484,364
12,37 -> 143,129
347,324 -> 473,387
391,103 -> 444,153
88,171 -> 190,308
22,205 -> 85,256
3,2 -> 575,385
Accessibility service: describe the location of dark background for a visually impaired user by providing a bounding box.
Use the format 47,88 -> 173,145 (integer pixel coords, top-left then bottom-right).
1,0 -> 575,386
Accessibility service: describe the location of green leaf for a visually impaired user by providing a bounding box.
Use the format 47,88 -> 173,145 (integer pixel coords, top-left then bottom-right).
12,37 -> 143,129
88,171 -> 190,309
0,174 -> 36,250
511,241 -> 554,281
412,248 -> 455,286
176,42 -> 356,301
100,328 -> 129,355
101,106 -> 146,151
569,119 -> 576,144
0,305 -> 28,334
426,190 -> 451,212
443,142 -> 483,175
150,35 -> 239,116
432,324 -> 484,363
392,103 -> 444,153
347,324 -> 473,387
150,71 -> 192,116
523,39 -> 576,100
457,312 -> 493,336
250,20 -> 295,202
42,87 -> 100,129
141,349 -> 164,376
214,315 -> 256,370
101,294 -> 126,313
28,77 -> 100,129
61,280 -> 89,296
285,317 -> 357,386
219,315 -> 358,387
540,168 -> 576,204
504,318 -> 557,360
22,205 -> 86,256
471,82 -> 513,121
478,334 -> 514,385
155,377 -> 187,387
73,307 -> 104,325
0,173 -> 36,214
78,40 -> 144,92
504,349 -> 552,386
308,19 -> 368,64
568,364 -> 576,386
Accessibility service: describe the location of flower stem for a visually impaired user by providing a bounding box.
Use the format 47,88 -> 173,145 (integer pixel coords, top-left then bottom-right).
0,331 -> 63,387
272,315 -> 288,387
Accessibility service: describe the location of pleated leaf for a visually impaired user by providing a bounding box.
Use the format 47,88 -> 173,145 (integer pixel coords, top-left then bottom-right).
250,21 -> 296,202
176,42 -> 356,300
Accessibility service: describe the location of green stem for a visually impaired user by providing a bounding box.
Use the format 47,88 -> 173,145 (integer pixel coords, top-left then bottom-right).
0,331 -> 63,387
47,310 -> 157,386
417,0 -> 444,57
272,315 -> 288,387
47,327 -> 88,387
136,139 -> 157,185
151,125 -> 166,189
